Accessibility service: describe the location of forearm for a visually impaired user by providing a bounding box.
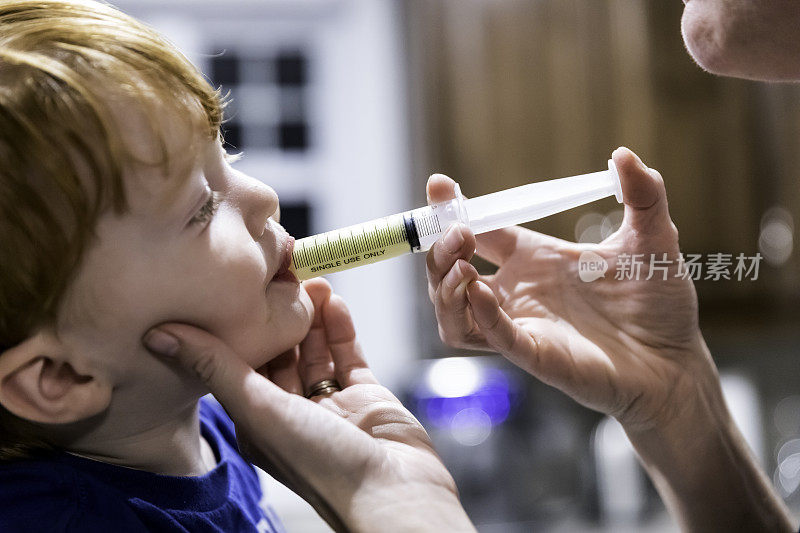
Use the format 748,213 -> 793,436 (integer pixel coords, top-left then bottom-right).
625,346 -> 795,532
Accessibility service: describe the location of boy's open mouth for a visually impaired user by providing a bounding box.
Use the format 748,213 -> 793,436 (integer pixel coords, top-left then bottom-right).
272,234 -> 297,284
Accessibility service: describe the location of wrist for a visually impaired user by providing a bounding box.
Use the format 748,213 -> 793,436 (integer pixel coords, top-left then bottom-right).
623,367 -> 733,490
622,332 -> 726,434
346,482 -> 475,533
623,337 -> 736,485
621,340 -> 794,532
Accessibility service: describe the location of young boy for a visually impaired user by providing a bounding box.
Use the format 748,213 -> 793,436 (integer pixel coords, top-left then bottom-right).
0,0 -> 313,530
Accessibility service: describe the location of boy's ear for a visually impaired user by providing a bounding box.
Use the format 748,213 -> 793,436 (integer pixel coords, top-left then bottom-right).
0,331 -> 112,424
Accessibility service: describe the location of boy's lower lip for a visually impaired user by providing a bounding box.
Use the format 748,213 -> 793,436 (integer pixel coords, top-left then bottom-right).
273,236 -> 298,284
273,270 -> 299,283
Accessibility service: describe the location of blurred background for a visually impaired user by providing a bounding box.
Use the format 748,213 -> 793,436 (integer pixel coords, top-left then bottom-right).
116,0 -> 800,530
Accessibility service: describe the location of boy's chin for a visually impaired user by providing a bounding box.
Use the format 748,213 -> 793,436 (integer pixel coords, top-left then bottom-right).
247,289 -> 314,370
247,339 -> 302,370
280,316 -> 314,358
298,283 -> 314,321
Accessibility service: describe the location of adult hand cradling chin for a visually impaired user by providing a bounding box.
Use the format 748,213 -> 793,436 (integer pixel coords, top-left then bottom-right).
143,278 -> 476,533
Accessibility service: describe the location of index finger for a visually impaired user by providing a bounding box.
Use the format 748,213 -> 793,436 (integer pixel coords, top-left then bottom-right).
322,294 -> 379,386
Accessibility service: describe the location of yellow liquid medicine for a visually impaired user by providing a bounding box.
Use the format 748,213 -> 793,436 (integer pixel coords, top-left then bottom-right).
289,213 -> 419,280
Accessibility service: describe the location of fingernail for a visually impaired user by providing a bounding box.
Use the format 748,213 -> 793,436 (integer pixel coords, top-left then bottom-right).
625,147 -> 645,167
465,280 -> 481,304
443,224 -> 464,253
445,260 -> 463,288
143,328 -> 180,356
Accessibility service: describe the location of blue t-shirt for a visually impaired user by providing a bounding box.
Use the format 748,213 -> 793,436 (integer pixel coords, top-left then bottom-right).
0,396 -> 286,532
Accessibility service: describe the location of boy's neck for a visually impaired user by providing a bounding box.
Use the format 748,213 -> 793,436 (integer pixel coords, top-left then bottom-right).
65,401 -> 217,477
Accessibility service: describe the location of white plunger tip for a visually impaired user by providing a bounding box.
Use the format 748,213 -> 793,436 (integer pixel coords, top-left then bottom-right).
608,159 -> 623,203
452,182 -> 469,225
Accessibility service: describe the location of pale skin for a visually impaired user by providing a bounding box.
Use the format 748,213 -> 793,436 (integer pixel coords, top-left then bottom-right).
424,0 -> 800,529
426,150 -> 794,532
5,0 -> 797,532
143,0 -> 800,528
680,0 -> 800,81
0,97 -> 315,476
157,0 -> 800,530
0,95 -> 474,531
133,0 -> 800,531
148,278 -> 475,532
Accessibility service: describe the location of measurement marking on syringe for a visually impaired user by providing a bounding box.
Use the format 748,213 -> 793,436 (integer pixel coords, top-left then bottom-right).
365,228 -> 373,249
312,242 -> 320,266
313,238 -> 322,265
362,229 -> 371,251
314,237 -> 323,265
328,236 -> 336,261
293,216 -> 410,269
315,238 -> 324,264
346,230 -> 356,256
293,212 -> 419,275
360,229 -> 368,253
309,241 -> 317,267
415,214 -> 441,238
333,236 -> 343,259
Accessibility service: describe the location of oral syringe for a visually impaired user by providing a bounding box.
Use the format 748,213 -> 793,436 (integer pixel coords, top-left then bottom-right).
288,160 -> 623,280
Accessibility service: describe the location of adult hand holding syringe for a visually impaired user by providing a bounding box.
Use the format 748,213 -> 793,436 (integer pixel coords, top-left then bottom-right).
426,148 -> 698,390
426,147 -> 788,532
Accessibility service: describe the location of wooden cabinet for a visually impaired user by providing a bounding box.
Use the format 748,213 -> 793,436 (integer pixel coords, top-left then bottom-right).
405,0 -> 800,304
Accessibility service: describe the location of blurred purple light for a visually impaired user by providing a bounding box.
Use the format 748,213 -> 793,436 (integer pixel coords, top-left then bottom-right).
417,367 -> 515,427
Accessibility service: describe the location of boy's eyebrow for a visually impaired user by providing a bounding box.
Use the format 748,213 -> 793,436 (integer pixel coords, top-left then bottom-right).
152,144 -> 202,216
153,136 -> 220,221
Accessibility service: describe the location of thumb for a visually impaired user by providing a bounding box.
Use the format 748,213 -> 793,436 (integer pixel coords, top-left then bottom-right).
614,147 -> 675,237
142,324 -> 280,422
143,324 -> 350,531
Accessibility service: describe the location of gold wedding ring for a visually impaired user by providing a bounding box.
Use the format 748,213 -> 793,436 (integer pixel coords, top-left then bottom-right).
306,378 -> 342,398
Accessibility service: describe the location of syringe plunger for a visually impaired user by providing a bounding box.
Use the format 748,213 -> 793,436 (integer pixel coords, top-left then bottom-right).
464,160 -> 622,236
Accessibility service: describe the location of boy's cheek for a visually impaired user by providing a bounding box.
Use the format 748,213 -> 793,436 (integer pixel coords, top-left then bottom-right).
224,285 -> 313,369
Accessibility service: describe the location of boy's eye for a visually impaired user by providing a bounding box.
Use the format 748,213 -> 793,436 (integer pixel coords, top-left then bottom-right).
190,190 -> 221,226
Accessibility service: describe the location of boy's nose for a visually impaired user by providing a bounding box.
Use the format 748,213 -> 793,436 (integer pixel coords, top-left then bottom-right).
242,179 -> 279,239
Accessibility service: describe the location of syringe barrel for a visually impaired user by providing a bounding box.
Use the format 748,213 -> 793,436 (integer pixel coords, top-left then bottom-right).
409,193 -> 468,252
289,212 -> 414,281
287,198 -> 467,280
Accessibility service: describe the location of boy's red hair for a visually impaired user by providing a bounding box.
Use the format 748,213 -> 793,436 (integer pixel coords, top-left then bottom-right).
0,0 -> 227,460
